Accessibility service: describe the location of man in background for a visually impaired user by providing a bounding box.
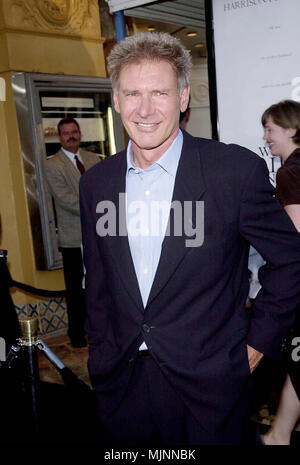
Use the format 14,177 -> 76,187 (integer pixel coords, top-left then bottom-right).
45,117 -> 99,347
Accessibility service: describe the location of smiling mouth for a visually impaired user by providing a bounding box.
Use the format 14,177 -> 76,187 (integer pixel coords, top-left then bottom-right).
135,122 -> 158,127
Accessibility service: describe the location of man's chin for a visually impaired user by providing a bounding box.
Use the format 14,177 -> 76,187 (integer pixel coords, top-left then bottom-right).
131,136 -> 175,152
66,145 -> 80,152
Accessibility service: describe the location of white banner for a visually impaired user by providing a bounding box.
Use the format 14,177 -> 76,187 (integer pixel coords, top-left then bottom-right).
212,0 -> 300,184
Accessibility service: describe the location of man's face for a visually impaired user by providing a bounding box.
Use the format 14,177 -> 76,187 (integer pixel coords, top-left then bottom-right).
113,59 -> 189,167
59,122 -> 81,153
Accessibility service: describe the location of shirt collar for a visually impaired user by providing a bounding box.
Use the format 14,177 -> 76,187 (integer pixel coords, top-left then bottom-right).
126,130 -> 183,177
61,147 -> 80,159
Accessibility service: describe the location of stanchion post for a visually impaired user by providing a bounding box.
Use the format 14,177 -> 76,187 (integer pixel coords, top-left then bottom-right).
19,317 -> 40,433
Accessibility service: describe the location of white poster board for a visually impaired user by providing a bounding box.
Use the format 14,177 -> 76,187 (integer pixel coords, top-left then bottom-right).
212,0 -> 300,184
211,0 -> 300,297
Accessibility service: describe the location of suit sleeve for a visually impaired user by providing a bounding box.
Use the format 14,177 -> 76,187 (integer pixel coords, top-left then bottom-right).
239,157 -> 300,359
79,176 -> 110,353
44,161 -> 80,215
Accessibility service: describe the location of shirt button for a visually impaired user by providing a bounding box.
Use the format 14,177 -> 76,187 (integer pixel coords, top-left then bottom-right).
145,190 -> 150,196
143,324 -> 151,333
143,267 -> 148,274
135,169 -> 139,174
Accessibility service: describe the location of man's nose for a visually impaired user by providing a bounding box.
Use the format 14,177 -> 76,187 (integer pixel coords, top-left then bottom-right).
137,95 -> 154,117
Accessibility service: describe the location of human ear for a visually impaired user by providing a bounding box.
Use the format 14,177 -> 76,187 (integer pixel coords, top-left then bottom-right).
287,127 -> 297,138
180,86 -> 190,113
113,91 -> 120,114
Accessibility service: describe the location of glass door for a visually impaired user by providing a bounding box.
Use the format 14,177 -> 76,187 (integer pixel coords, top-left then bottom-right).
12,72 -> 125,270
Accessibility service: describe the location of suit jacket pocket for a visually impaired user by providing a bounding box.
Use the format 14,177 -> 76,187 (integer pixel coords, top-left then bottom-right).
88,340 -> 121,382
228,336 -> 251,378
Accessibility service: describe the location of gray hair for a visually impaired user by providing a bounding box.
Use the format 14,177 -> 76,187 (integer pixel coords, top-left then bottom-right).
107,31 -> 192,94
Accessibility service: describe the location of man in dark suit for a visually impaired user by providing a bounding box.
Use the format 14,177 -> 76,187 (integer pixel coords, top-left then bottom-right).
79,32 -> 300,445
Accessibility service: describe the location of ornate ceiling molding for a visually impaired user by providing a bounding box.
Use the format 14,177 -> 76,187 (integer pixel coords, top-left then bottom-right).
36,0 -> 71,26
3,0 -> 101,38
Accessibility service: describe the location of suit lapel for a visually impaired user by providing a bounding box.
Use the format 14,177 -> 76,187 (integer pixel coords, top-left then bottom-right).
80,149 -> 94,170
58,149 -> 81,181
147,133 -> 206,307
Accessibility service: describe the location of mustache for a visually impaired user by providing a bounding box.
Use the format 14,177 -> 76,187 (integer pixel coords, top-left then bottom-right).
67,137 -> 77,142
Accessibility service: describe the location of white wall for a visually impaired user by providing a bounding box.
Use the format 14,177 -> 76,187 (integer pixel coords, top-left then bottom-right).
185,60 -> 212,139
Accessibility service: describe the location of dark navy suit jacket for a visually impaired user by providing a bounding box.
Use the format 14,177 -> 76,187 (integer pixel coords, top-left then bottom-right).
79,131 -> 300,432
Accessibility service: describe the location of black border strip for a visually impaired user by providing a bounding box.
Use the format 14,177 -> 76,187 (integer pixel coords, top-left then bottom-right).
204,0 -> 219,141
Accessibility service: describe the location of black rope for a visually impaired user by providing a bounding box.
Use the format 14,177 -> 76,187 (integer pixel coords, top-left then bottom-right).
10,280 -> 66,298
1,250 -> 66,298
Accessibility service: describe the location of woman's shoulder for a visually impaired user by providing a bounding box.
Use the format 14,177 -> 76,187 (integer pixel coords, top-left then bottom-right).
276,150 -> 300,206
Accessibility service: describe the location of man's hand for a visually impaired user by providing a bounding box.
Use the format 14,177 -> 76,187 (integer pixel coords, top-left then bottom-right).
247,345 -> 264,373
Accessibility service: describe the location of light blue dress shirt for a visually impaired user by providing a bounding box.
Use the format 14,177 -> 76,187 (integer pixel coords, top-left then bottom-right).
126,130 -> 183,349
